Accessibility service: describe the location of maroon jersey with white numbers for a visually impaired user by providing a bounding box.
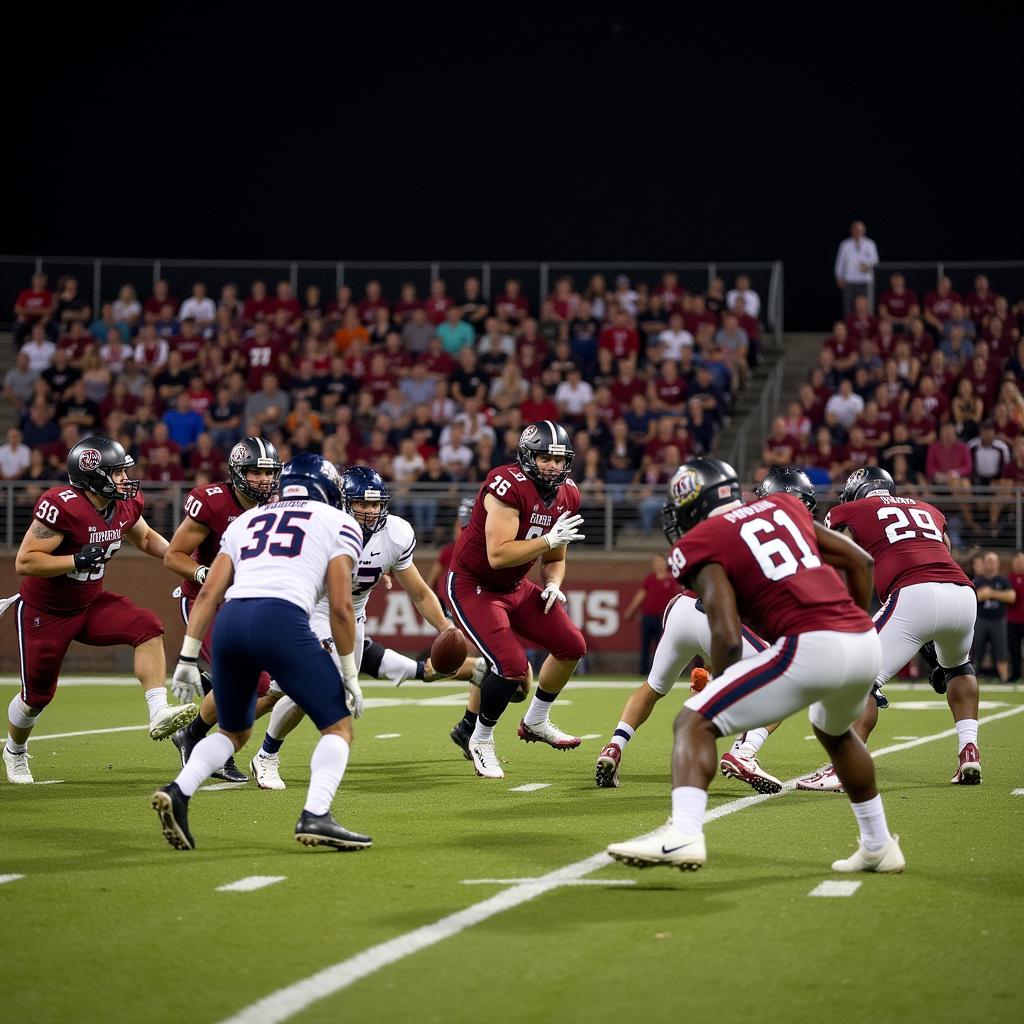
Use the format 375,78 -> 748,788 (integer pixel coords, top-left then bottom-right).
179,481 -> 249,601
668,493 -> 872,642
824,495 -> 972,601
20,486 -> 145,614
453,463 -> 581,592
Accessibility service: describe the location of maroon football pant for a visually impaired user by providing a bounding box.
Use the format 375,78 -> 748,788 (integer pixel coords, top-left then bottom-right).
445,571 -> 586,679
15,592 -> 164,709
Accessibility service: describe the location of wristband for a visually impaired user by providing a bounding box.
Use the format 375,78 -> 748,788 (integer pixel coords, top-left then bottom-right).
339,650 -> 358,681
180,636 -> 202,660
193,565 -> 209,584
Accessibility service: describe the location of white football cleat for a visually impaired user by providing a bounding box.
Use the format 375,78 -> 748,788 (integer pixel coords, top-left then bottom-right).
3,746 -> 33,784
517,719 -> 582,749
250,752 -> 286,790
831,834 -> 905,873
149,702 -> 199,741
719,750 -> 783,794
470,740 -> 504,779
607,825 -> 706,871
796,764 -> 844,792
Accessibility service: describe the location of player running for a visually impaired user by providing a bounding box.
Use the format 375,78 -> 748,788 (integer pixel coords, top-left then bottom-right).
151,455 -> 368,851
447,421 -> 587,780
250,466 -> 457,789
162,437 -> 283,783
2,436 -> 196,784
607,457 -> 905,874
796,466 -> 980,790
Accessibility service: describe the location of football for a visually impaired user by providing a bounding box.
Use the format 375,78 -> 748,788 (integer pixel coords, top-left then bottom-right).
430,627 -> 467,677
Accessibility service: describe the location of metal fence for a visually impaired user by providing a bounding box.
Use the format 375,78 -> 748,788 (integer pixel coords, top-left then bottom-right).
1,255 -> 785,347
2,480 -> 1020,555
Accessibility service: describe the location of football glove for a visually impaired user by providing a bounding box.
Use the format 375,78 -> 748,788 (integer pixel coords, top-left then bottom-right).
343,676 -> 364,718
540,581 -> 567,614
690,667 -> 711,694
544,510 -> 586,549
73,544 -> 106,572
171,657 -> 202,702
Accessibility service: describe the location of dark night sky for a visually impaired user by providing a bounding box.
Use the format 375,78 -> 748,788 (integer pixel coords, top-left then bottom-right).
5,5 -> 1023,328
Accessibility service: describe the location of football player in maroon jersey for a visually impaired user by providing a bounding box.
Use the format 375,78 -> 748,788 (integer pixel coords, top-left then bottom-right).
162,436 -> 283,783
447,422 -> 587,779
796,466 -> 981,790
2,437 -> 197,784
607,457 -> 906,874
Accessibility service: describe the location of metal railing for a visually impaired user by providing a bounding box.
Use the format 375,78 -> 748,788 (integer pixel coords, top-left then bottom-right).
727,354 -> 787,477
0,255 -> 785,347
2,480 -> 1020,554
870,260 -> 1024,310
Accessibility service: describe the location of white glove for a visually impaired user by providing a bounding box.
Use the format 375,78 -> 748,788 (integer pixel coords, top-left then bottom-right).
544,510 -> 585,549
193,565 -> 209,585
540,581 -> 567,614
171,657 -> 202,703
343,676 -> 364,718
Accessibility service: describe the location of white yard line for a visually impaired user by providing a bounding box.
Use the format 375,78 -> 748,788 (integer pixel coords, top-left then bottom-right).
374,734 -> 401,740
508,783 -> 550,792
216,876 -> 287,893
809,881 -> 861,897
461,878 -> 636,887
0,874 -> 25,886
215,704 -> 1024,1024
1013,789 -> 1024,797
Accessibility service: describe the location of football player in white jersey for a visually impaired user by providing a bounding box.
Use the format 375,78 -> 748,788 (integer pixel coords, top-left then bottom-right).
151,455 -> 368,851
250,466 -> 455,790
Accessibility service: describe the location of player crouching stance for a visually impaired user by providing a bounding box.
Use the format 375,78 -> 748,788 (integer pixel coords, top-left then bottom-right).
607,458 -> 905,874
3,437 -> 196,784
447,422 -> 588,779
151,455 -> 369,851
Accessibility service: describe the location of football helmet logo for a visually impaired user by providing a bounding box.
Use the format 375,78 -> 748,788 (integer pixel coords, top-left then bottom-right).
78,448 -> 102,472
519,424 -> 539,445
230,442 -> 250,464
668,467 -> 700,508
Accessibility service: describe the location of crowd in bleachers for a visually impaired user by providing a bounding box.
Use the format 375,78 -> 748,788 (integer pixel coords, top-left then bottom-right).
3,269 -> 764,539
757,273 -> 1024,543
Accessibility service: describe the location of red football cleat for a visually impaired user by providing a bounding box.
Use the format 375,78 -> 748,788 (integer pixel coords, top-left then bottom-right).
595,744 -> 621,788
951,742 -> 982,785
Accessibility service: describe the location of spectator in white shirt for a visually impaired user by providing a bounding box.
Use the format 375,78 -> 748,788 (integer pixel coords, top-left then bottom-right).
178,282 -> 217,331
725,274 -> 761,319
656,313 -> 694,362
112,284 -> 142,327
99,328 -> 131,374
824,378 -> 865,429
476,317 -> 516,357
445,397 -> 496,448
555,367 -> 595,418
20,324 -> 57,373
134,324 -> 169,372
438,423 -> 474,480
834,220 -> 879,317
0,427 -> 31,479
613,275 -> 639,317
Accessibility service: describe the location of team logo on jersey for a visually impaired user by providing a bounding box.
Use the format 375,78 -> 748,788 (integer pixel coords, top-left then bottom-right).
668,467 -> 700,508
519,425 -> 539,445
230,442 -> 249,465
78,448 -> 102,472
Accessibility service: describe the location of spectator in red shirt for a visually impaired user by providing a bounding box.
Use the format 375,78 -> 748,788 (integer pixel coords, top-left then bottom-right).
653,270 -> 686,314
143,279 -> 177,322
325,284 -> 354,326
13,272 -> 55,345
878,272 -> 920,330
392,281 -> 422,325
271,280 -> 303,324
926,420 -> 977,531
610,361 -> 646,406
184,374 -> 214,415
623,554 -> 679,675
599,309 -> 640,364
423,278 -> 453,325
905,396 -> 937,445
761,416 -> 797,467
845,293 -> 879,343
683,294 -> 717,336
356,279 -> 389,325
649,359 -> 687,415
965,274 -> 999,329
495,278 -> 529,325
171,318 -> 204,372
1006,550 -> 1024,682
421,335 -> 456,378
856,400 -> 890,449
823,320 -> 858,375
923,276 -> 961,334
519,380 -> 560,423
243,280 -> 273,324
244,320 -> 292,391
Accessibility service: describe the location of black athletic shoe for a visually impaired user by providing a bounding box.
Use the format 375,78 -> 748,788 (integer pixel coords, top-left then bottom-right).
211,755 -> 248,784
450,720 -> 473,760
170,725 -> 197,768
872,684 -> 889,710
151,782 -> 195,851
294,810 -> 372,850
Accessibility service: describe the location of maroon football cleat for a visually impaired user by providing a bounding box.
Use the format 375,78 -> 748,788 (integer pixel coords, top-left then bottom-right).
719,750 -> 783,795
595,744 -> 622,788
951,742 -> 982,785
517,719 -> 582,749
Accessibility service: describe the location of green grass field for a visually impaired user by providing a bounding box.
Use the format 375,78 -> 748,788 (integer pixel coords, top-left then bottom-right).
2,677 -> 1023,1024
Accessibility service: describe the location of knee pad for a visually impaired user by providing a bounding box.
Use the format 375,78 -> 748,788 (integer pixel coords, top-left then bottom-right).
360,638 -> 387,678
8,695 -> 43,729
482,669 -> 527,693
932,661 -> 973,695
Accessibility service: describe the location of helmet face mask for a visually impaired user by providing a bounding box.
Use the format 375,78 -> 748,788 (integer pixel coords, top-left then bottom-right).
661,457 -> 742,543
278,454 -> 344,508
754,466 -> 818,515
229,438 -> 282,504
67,436 -> 140,502
839,466 -> 895,504
342,466 -> 391,539
517,422 -> 574,497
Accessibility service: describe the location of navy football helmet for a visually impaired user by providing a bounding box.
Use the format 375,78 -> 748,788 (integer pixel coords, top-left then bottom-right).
342,465 -> 390,538
838,466 -> 895,504
755,466 -> 818,514
228,436 -> 282,504
661,457 -> 742,542
67,436 -> 140,501
278,454 -> 344,508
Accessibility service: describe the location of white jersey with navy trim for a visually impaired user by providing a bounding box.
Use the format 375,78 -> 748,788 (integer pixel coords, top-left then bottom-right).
309,515 -> 417,637
219,499 -> 363,617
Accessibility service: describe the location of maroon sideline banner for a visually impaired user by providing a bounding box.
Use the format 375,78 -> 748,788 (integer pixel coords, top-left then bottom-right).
363,580 -> 642,653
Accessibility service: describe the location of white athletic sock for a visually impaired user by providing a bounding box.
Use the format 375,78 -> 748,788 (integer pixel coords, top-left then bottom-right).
144,687 -> 168,719
470,721 -> 494,744
175,732 -> 235,797
850,794 -> 892,852
610,721 -> 635,751
5,739 -> 28,755
381,648 -> 419,685
734,727 -> 771,759
522,688 -> 557,728
670,786 -> 708,836
955,719 -> 979,753
266,694 -> 305,744
304,734 -> 350,816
